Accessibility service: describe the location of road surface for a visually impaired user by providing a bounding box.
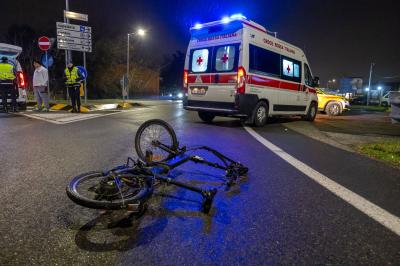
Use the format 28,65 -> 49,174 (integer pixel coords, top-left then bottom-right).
1,101 -> 399,265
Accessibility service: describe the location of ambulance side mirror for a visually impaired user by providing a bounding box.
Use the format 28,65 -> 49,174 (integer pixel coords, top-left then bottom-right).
312,77 -> 320,87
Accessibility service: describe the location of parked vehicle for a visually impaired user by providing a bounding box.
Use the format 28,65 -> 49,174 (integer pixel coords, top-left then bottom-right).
317,88 -> 349,116
183,15 -> 319,126
0,43 -> 28,110
380,91 -> 396,107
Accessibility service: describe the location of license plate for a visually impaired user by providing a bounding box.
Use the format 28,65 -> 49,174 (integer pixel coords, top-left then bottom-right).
190,86 -> 208,95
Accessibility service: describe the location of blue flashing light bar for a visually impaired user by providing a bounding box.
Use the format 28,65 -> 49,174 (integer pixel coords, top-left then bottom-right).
221,16 -> 231,24
230,14 -> 247,20
191,14 -> 247,30
193,23 -> 202,29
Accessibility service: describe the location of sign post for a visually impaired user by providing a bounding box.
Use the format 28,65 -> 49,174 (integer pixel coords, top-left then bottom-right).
38,36 -> 51,95
83,52 -> 87,103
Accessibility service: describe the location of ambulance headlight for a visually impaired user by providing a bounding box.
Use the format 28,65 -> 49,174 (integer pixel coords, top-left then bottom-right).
177,93 -> 183,99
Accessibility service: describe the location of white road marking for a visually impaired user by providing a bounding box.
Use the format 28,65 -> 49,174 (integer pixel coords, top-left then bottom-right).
244,126 -> 400,236
19,109 -> 141,125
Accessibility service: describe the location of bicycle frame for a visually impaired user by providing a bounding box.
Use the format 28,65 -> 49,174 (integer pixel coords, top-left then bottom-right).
67,119 -> 248,214
104,144 -> 247,213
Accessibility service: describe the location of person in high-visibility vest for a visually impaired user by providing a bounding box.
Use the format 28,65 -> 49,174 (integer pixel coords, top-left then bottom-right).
0,57 -> 17,112
64,61 -> 83,113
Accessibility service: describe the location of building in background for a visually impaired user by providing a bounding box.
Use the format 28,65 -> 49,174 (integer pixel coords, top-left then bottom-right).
338,77 -> 363,97
375,77 -> 400,93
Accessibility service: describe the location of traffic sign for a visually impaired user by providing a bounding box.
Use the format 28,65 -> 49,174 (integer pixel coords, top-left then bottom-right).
56,22 -> 92,53
64,10 -> 88,22
41,53 -> 54,68
38,36 -> 51,51
57,43 -> 92,52
77,66 -> 88,80
58,37 -> 92,46
56,22 -> 91,33
57,29 -> 91,39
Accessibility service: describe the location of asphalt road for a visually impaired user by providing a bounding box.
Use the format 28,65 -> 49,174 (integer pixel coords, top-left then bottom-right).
1,101 -> 399,265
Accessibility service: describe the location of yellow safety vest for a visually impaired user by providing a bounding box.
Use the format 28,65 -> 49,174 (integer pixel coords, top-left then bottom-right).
0,62 -> 16,80
65,67 -> 79,85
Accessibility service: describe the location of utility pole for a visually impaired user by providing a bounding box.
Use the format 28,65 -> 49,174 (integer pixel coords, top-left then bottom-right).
64,0 -> 70,102
367,63 -> 375,106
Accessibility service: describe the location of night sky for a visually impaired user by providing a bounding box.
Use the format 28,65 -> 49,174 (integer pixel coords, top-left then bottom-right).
1,0 -> 399,84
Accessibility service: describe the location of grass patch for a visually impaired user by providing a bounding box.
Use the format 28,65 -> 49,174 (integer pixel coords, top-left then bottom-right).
357,140 -> 400,167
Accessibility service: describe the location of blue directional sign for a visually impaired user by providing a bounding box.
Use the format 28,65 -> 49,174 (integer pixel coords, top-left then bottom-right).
77,66 -> 88,80
41,53 -> 54,68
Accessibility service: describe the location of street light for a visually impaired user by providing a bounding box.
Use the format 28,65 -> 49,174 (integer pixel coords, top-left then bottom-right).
126,28 -> 147,99
137,28 -> 146,37
377,86 -> 382,90
326,78 -> 336,89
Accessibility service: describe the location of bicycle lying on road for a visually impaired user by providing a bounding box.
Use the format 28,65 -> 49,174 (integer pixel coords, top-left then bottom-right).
66,119 -> 248,214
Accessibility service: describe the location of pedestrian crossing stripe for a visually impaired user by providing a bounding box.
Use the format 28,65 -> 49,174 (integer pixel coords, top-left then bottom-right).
18,109 -> 139,125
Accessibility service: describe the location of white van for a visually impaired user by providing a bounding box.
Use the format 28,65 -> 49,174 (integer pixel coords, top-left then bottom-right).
0,43 -> 28,110
183,15 -> 319,126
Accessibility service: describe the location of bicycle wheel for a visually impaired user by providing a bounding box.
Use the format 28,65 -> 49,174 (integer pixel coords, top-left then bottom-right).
66,171 -> 151,210
135,119 -> 178,163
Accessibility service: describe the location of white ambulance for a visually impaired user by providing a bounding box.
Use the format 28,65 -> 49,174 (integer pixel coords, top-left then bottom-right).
183,15 -> 320,126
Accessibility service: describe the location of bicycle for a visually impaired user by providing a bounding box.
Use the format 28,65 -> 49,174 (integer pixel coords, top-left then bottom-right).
66,119 -> 248,214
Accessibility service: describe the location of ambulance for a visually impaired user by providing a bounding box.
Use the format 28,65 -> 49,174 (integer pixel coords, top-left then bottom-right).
183,15 -> 320,126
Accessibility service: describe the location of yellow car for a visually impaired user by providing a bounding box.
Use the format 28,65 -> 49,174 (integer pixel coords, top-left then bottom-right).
317,88 -> 350,116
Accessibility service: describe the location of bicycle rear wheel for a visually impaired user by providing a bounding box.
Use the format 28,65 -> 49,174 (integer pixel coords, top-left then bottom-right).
66,171 -> 151,210
135,119 -> 178,163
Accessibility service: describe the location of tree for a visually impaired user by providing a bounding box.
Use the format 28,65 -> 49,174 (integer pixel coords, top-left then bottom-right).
88,35 -> 160,98
160,51 -> 185,95
6,24 -> 37,83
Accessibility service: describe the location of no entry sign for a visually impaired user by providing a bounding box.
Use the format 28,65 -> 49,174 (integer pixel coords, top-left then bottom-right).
38,36 -> 51,51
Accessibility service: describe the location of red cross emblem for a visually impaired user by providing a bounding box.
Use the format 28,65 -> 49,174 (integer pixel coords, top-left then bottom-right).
286,64 -> 291,74
221,54 -> 229,64
196,56 -> 203,65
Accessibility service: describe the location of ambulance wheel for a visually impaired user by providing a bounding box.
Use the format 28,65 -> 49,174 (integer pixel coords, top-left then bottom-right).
198,112 -> 215,123
252,101 -> 268,127
304,102 -> 317,121
325,102 -> 342,116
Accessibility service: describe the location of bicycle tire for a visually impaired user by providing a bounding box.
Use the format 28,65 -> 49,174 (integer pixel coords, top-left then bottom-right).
66,171 -> 151,210
134,119 -> 178,163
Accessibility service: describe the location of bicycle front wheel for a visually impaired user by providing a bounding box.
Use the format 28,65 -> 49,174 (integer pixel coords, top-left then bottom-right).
66,171 -> 151,210
134,119 -> 178,163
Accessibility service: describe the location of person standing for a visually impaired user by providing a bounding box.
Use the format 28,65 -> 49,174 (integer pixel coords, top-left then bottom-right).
0,57 -> 17,112
32,59 -> 49,112
64,61 -> 83,113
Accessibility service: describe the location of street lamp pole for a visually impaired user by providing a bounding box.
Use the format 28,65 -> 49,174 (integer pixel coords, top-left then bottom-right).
126,33 -> 130,100
126,29 -> 146,100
